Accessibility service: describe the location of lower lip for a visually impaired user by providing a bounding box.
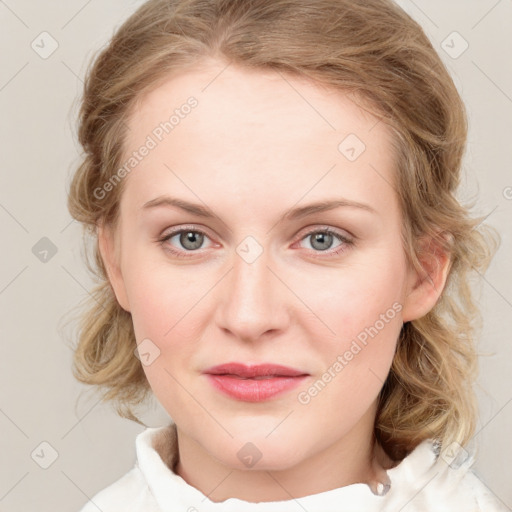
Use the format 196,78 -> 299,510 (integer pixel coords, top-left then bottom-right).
205,374 -> 308,402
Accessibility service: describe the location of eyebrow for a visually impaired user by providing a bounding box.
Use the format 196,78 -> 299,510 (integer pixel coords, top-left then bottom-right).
141,195 -> 377,220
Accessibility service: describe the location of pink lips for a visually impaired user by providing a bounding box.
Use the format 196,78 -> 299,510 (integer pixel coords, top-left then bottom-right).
203,363 -> 309,402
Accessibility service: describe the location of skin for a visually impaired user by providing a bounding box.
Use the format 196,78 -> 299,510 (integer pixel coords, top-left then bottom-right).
98,57 -> 450,502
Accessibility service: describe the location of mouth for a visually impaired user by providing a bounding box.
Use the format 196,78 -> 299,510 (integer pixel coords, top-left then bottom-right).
203,362 -> 309,402
204,362 -> 309,378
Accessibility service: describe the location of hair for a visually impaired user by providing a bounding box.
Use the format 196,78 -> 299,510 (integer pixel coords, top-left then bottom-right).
65,0 -> 500,461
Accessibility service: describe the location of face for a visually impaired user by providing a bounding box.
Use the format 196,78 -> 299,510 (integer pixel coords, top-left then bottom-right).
100,58 -> 441,472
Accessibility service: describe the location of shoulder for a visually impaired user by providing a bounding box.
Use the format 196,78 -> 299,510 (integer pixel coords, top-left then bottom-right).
78,424 -> 176,512
77,463 -> 160,512
460,470 -> 509,512
385,440 -> 509,511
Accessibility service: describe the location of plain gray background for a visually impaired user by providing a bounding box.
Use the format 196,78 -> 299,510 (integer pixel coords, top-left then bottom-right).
0,0 -> 511,510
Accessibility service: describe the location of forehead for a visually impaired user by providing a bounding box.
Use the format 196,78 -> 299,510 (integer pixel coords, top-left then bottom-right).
125,60 -> 391,148
120,59 -> 398,221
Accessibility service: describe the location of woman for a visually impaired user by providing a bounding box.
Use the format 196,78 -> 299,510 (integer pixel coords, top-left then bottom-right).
67,0 -> 504,510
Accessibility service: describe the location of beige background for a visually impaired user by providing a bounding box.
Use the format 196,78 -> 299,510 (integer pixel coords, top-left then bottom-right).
0,0 -> 511,510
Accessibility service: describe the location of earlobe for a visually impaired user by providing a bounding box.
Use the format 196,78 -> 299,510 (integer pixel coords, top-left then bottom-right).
97,222 -> 131,312
401,234 -> 452,323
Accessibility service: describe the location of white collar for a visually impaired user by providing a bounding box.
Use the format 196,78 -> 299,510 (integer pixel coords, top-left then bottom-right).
134,422 -> 477,512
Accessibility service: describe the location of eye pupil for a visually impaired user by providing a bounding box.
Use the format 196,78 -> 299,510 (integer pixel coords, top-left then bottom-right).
180,231 -> 203,250
311,232 -> 333,251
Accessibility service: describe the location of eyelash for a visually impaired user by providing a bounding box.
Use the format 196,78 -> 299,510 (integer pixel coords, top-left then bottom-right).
156,225 -> 354,260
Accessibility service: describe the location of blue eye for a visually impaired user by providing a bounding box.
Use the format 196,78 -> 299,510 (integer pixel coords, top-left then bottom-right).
158,227 -> 212,258
157,226 -> 354,259
299,228 -> 351,254
301,227 -> 354,258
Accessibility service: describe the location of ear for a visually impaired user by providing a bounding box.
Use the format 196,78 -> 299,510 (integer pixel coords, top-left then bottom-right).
401,233 -> 452,323
97,221 -> 131,312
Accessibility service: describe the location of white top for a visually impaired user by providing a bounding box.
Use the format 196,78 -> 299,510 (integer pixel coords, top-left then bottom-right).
79,422 -> 507,511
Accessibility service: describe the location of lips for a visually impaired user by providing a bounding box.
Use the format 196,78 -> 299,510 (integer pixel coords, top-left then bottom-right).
204,363 -> 308,378
203,363 -> 309,402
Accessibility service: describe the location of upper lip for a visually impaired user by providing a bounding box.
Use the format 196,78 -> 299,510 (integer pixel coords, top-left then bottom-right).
204,363 -> 309,378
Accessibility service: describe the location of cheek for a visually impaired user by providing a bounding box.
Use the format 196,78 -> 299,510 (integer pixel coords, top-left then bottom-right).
290,248 -> 405,401
128,279 -> 174,342
291,250 -> 406,342
122,241 -> 199,340
123,257 -> 206,374
125,267 -> 196,405
298,306 -> 401,420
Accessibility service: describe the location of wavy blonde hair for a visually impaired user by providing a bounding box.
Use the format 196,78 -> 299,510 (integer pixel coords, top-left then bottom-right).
65,0 -> 499,461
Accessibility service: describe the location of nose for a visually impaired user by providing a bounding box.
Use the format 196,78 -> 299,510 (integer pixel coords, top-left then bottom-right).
214,246 -> 290,343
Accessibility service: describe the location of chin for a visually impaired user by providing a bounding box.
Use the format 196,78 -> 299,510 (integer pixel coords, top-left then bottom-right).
206,428 -> 308,471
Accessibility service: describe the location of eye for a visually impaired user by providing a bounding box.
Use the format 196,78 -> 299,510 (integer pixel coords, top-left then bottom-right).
157,226 -> 213,258
157,225 -> 354,259
296,227 -> 354,257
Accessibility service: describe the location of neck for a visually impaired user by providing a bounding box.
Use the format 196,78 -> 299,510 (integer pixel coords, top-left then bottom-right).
174,401 -> 392,503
